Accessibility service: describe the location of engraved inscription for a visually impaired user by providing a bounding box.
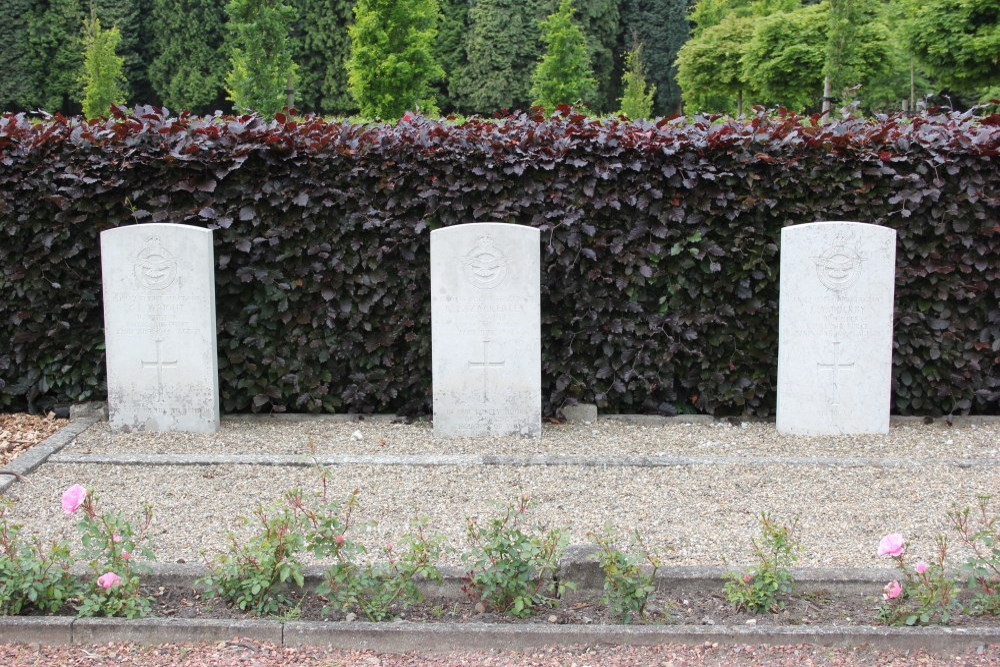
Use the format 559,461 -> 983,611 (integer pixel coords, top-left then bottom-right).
468,338 -> 505,400
134,236 -> 178,290
817,340 -> 854,406
813,232 -> 864,293
141,337 -> 178,396
463,236 -> 508,289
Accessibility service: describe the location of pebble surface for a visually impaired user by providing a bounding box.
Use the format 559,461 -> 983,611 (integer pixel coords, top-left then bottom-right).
6,419 -> 1000,569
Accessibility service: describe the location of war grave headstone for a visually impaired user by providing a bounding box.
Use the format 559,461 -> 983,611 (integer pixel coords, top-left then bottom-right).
777,221 -> 896,435
101,223 -> 219,433
431,223 -> 541,437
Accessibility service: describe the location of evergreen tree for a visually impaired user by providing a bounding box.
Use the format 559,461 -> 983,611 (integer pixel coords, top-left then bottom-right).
225,0 -> 298,117
456,0 -> 546,113
91,0 -> 156,104
621,0 -> 692,114
79,14 -> 127,118
437,0 -> 471,112
150,0 -> 227,113
542,0 -> 623,113
531,0 -> 597,111
347,0 -> 444,119
618,42 -> 656,118
0,0 -> 36,111
27,0 -> 85,113
291,0 -> 354,114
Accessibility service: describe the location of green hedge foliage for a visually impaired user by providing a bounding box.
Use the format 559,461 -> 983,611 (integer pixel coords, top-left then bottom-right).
1,106 -> 997,416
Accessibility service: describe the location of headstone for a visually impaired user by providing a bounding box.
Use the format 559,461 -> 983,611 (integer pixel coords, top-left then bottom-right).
777,221 -> 896,435
431,223 -> 541,437
101,224 -> 219,433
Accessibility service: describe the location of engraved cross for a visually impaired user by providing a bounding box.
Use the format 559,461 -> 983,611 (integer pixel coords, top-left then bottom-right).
817,340 -> 854,407
141,337 -> 178,396
468,339 -> 504,401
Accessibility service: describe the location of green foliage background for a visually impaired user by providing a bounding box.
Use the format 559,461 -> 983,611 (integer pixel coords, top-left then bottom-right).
0,0 -> 995,115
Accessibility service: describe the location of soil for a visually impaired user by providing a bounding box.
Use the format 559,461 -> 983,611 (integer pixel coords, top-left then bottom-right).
144,583 -> 1000,629
0,413 -> 66,467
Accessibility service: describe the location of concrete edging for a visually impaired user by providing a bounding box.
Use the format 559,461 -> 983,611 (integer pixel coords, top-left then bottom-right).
0,415 -> 99,494
0,616 -> 996,654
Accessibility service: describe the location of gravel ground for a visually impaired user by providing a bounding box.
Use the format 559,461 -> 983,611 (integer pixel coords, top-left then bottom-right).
1,640 -> 998,666
6,425 -> 1000,567
64,418 -> 1000,460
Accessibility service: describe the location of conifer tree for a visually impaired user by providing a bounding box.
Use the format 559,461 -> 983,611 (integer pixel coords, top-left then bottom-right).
531,0 -> 597,111
150,0 -> 227,113
91,0 -> 155,104
456,0 -> 546,112
436,0 -> 471,112
347,0 -> 443,119
79,14 -> 127,118
618,42 -> 655,118
291,0 -> 354,114
225,0 -> 298,117
0,0 -> 36,111
621,0 -> 691,114
27,0 -> 85,113
543,0 -> 623,114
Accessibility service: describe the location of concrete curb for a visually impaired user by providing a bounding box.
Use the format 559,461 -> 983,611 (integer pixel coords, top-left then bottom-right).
0,415 -> 99,494
72,617 -> 283,645
43,404 -> 1000,427
47,452 -> 1000,469
0,616 -> 995,653
77,561 -> 898,597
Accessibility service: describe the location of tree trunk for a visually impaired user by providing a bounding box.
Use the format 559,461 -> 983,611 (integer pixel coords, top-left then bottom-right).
909,57 -> 915,113
822,75 -> 833,119
285,72 -> 295,111
737,89 -> 743,116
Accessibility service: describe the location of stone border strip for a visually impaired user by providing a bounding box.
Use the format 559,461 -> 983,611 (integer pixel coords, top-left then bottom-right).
130,562 -> 893,596
47,452 -> 1000,469
1,616 -> 996,654
64,402 -> 1000,427
0,415 -> 99,494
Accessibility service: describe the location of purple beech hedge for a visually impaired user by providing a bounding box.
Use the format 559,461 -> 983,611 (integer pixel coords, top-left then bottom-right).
0,106 -> 997,416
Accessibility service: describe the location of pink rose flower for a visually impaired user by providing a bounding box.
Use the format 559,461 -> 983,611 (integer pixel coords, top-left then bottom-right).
335,534 -> 344,545
61,485 -> 87,515
112,534 -> 122,543
743,574 -> 752,583
877,533 -> 905,557
882,580 -> 902,600
915,561 -> 928,574
121,551 -> 131,560
386,542 -> 394,551
97,572 -> 122,589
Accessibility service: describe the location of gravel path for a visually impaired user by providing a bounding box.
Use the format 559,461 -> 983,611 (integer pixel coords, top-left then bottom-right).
1,640 -> 998,666
65,418 -> 1000,459
5,420 -> 999,568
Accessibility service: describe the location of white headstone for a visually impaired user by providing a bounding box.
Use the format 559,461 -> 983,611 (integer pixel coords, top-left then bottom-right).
101,223 -> 219,433
431,223 -> 541,437
777,221 -> 896,435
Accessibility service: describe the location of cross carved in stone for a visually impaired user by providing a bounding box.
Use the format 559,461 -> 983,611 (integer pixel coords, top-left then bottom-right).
468,339 -> 505,401
817,340 -> 854,407
141,337 -> 178,396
